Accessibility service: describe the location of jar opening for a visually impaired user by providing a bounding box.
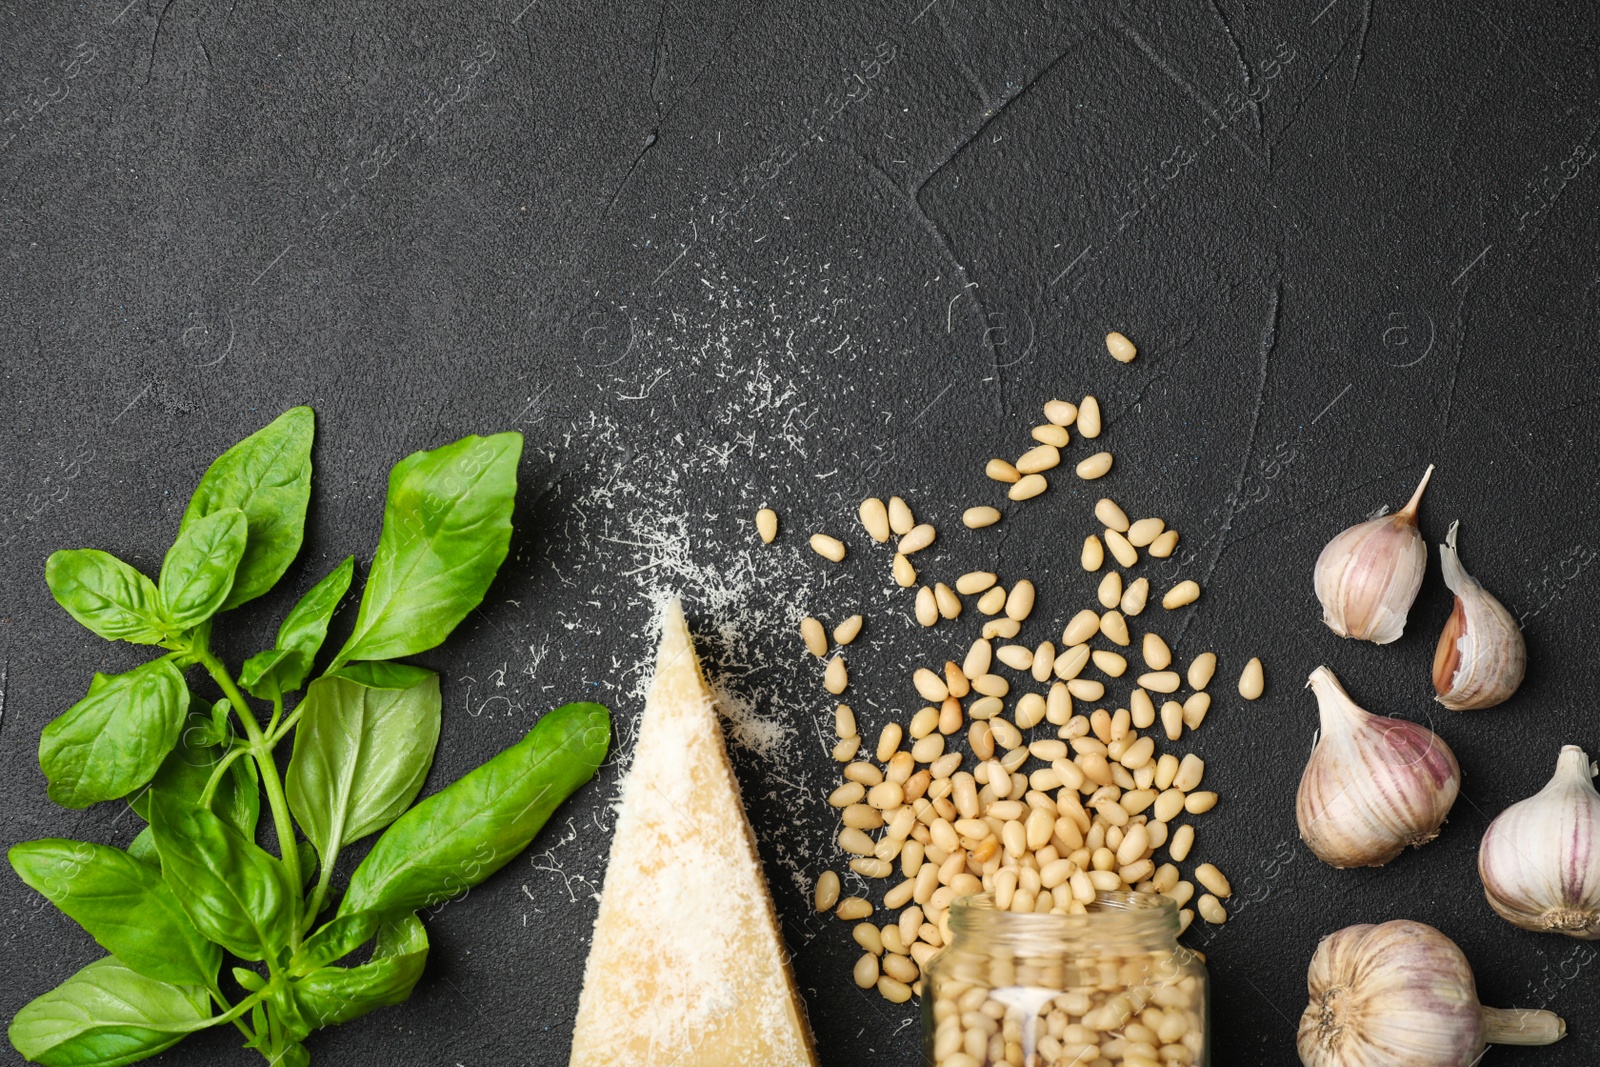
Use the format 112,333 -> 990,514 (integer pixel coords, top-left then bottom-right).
950,891 -> 1181,950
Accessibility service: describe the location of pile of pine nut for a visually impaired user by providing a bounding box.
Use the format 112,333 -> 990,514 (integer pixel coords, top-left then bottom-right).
792,386 -> 1265,1029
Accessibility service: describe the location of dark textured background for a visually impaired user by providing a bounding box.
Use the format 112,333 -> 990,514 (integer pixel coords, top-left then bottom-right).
3,0 -> 1599,1063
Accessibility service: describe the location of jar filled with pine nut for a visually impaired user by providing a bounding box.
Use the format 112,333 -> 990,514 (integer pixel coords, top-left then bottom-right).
923,892 -> 1207,1067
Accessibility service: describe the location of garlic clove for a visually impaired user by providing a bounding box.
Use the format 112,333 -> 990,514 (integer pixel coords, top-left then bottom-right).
1432,520 -> 1527,710
1313,464 -> 1433,643
1478,745 -> 1600,938
1298,919 -> 1565,1066
1296,666 -> 1460,868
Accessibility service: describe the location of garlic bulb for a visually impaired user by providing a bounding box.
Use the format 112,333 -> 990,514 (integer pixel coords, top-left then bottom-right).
1478,745 -> 1600,938
1297,666 -> 1459,868
1432,520 -> 1526,709
1314,464 -> 1433,643
1299,919 -> 1565,1066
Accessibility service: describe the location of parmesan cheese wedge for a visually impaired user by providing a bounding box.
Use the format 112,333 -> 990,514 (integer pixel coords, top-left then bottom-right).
569,598 -> 820,1066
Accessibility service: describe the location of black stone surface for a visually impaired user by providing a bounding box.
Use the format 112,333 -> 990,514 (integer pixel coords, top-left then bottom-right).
3,1 -> 1599,1064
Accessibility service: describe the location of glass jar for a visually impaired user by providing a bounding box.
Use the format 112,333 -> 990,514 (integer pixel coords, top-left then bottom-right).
921,892 -> 1208,1067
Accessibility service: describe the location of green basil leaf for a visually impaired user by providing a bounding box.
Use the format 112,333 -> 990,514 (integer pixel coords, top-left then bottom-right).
6,956 -> 212,1067
276,556 -> 354,667
230,967 -> 267,993
297,839 -> 318,888
339,702 -> 609,920
325,661 -> 435,690
333,432 -> 522,667
156,508 -> 248,628
148,785 -> 293,962
286,673 -> 442,865
39,659 -> 189,809
292,914 -> 428,1030
291,912 -> 381,976
44,550 -> 168,645
9,840 -> 221,987
126,827 -> 157,865
180,406 -> 314,610
237,647 -> 308,702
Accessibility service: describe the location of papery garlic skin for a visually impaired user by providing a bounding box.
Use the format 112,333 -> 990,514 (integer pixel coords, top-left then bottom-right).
1314,465 -> 1433,644
1298,921 -> 1483,1067
1297,666 -> 1460,868
1432,520 -> 1526,710
1298,919 -> 1564,1066
1478,745 -> 1600,938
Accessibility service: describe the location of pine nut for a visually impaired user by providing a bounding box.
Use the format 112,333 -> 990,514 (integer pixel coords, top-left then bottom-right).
1099,610 -> 1130,647
858,497 -> 891,543
968,696 -> 1003,721
1081,534 -> 1105,571
825,655 -> 849,693
877,976 -> 913,1003
972,673 -> 1009,698
931,583 -> 960,620
1139,671 -> 1180,693
1066,678 -> 1104,701
1120,736 -> 1155,770
1098,571 -> 1123,609
810,533 -> 846,562
1031,642 -> 1054,683
899,523 -> 937,554
1170,824 -> 1195,862
996,644 -> 1033,671
1104,529 -> 1138,569
1062,609 -> 1101,646
1009,474 -> 1048,500
1184,791 -> 1218,814
835,704 -> 858,739
1047,683 -> 1072,725
1014,692 -> 1046,729
1114,576 -> 1147,617
756,508 -> 779,543
1054,644 -> 1090,680
963,638 -> 992,678
1195,862 -> 1231,898
1239,656 -> 1265,699
1076,452 -> 1113,480
908,706 -> 939,739
837,896 -> 875,922
888,496 -> 914,536
1160,701 -> 1183,742
833,614 -> 863,645
1145,527 -> 1184,559
1005,580 -> 1035,621
1197,893 -> 1227,924
976,586 -> 1007,615
912,668 -> 949,703
915,586 -> 938,626
1162,579 -> 1201,609
815,870 -> 841,911
1094,498 -> 1130,532
1044,398 -> 1078,425
1032,424 -> 1070,447
1143,632 -> 1172,670
1130,689 -> 1156,729
1016,444 -> 1061,474
839,827 -> 875,855
956,571 -> 996,595
892,553 -> 917,588
963,505 -> 1002,528
1077,396 -> 1102,438
1153,788 -> 1186,823
1174,754 -> 1204,792
1127,516 -> 1165,546
985,458 -> 1021,483
800,616 -> 828,657
1183,691 -> 1210,730
851,857 -> 893,878
911,734 -> 945,763
1091,649 -> 1128,677
1105,331 -> 1137,363
1187,652 -> 1217,690
829,782 -> 865,807
832,735 -> 860,761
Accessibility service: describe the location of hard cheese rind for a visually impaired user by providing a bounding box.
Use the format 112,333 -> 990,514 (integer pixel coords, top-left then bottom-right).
569,598 -> 820,1066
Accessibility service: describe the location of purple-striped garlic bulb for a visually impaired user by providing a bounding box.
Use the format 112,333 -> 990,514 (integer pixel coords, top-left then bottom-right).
1299,920 -> 1565,1066
1297,666 -> 1459,868
1479,745 -> 1600,938
1314,465 -> 1433,643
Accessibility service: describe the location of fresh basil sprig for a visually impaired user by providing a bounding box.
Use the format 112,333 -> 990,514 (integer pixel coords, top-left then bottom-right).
8,407 -> 611,1067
